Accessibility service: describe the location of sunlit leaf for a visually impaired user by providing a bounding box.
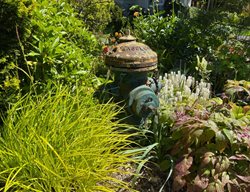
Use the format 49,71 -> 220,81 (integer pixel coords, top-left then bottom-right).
215,131 -> 228,152
223,129 -> 235,144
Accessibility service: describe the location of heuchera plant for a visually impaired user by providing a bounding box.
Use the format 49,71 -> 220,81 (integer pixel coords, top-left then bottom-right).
158,73 -> 250,192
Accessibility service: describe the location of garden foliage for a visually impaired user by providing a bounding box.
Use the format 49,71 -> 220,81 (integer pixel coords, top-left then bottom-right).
69,0 -> 115,32
144,72 -> 250,191
0,0 -> 249,191
0,86 -> 136,191
0,0 -> 34,112
25,0 -> 99,86
122,2 -> 250,189
0,0 -> 101,114
133,2 -> 250,91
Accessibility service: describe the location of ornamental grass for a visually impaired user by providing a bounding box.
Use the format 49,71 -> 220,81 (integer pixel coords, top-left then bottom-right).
0,85 -> 137,192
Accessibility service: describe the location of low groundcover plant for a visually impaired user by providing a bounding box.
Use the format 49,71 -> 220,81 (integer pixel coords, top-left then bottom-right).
157,72 -> 250,192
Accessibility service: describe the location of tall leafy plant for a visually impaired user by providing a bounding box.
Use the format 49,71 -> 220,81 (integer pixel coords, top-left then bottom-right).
24,0 -> 100,89
0,0 -> 103,115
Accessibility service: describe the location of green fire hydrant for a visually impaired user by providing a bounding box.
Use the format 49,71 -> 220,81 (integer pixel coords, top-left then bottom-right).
104,34 -> 161,119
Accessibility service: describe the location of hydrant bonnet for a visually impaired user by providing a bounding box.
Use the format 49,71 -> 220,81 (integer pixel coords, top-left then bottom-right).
105,35 -> 158,72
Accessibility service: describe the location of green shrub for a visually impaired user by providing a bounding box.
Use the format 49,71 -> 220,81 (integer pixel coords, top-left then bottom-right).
0,85 -> 136,191
0,0 -> 34,118
25,0 -> 100,87
0,0 -> 102,115
69,0 -> 115,32
0,0 -> 33,52
133,8 -> 250,92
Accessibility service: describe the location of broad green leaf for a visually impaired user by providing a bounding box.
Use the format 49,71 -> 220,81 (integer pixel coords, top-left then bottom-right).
230,103 -> 244,119
192,129 -> 203,137
209,97 -> 223,105
222,129 -> 235,145
200,128 -> 215,144
26,52 -> 40,57
204,120 -> 218,132
215,131 -> 228,152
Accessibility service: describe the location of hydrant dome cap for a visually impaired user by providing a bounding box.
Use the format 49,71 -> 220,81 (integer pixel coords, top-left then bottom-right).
105,36 -> 158,72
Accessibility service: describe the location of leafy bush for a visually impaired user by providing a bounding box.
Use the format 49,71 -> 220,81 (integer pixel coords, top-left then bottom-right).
25,0 -> 100,87
0,0 -> 102,116
133,7 -> 250,92
224,79 -> 250,106
0,85 -> 136,191
69,0 -> 115,32
133,13 -> 179,71
0,0 -> 33,52
0,0 -> 34,118
168,101 -> 250,191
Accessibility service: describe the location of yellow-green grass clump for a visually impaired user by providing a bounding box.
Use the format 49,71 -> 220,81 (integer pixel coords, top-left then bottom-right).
0,86 -> 136,191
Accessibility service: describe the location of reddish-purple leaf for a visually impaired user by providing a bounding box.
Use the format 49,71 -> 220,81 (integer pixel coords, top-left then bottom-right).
173,175 -> 186,191
174,156 -> 193,177
173,156 -> 193,191
236,175 -> 250,183
229,154 -> 250,161
193,175 -> 209,190
215,131 -> 228,152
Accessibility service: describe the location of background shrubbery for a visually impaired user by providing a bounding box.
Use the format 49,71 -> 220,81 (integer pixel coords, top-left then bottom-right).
132,0 -> 250,92
69,0 -> 115,32
123,1 -> 250,191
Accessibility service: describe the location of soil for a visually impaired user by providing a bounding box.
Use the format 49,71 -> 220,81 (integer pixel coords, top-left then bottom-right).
117,162 -> 174,192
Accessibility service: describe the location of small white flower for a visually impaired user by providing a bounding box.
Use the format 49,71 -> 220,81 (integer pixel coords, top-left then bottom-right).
159,71 -> 211,107
186,76 -> 192,88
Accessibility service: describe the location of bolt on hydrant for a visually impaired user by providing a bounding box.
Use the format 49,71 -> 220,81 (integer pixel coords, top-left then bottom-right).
101,34 -> 161,120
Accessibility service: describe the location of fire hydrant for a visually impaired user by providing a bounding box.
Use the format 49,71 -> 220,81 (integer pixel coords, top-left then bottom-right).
103,34 -> 161,119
